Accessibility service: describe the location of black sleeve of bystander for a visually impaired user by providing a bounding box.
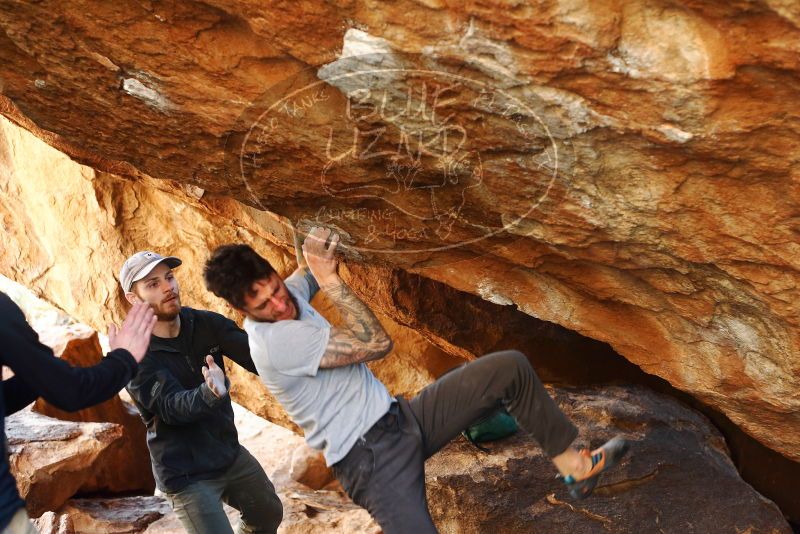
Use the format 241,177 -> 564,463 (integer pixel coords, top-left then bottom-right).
0,292 -> 137,413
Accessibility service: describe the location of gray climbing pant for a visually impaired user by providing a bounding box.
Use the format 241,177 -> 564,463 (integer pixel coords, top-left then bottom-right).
331,350 -> 579,534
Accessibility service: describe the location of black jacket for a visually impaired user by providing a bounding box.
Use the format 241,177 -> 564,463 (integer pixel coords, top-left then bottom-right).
126,306 -> 258,492
0,292 -> 136,529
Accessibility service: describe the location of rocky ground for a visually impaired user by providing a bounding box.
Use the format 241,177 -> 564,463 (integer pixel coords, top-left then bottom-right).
19,388 -> 790,533
1,0 -> 799,467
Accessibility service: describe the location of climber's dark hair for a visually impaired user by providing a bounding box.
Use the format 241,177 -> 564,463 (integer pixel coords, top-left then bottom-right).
203,244 -> 275,309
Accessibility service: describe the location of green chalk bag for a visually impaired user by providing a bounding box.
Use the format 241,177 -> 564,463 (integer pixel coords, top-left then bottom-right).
462,408 -> 519,452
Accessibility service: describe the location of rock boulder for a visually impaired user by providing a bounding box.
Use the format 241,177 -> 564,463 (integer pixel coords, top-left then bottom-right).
6,409 -> 125,517
31,326 -> 154,495
0,0 -> 798,463
28,388 -> 791,532
425,385 -> 791,533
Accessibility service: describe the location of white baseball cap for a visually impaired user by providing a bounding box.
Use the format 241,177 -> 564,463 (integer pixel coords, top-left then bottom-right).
119,251 -> 182,292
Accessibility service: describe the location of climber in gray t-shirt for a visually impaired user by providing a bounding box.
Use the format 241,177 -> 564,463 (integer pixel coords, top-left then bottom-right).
203,228 -> 630,534
244,268 -> 393,466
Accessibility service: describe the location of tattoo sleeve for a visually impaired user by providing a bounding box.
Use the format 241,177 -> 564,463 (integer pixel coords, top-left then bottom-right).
318,278 -> 393,368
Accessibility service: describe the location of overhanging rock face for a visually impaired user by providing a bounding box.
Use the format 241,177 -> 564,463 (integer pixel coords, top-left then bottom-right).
0,0 -> 798,462
0,115 -> 466,432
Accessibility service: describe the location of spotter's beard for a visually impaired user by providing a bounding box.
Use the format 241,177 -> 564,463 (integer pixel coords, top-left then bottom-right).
156,310 -> 179,322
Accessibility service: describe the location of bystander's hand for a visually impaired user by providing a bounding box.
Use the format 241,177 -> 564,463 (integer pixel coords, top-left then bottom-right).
202,355 -> 227,398
108,302 -> 157,363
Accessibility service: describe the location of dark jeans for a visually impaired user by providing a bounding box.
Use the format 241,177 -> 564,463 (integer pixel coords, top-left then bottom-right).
331,350 -> 578,534
164,446 -> 283,534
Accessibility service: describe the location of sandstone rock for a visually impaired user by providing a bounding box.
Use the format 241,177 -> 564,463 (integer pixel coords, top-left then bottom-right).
0,92 -> 798,522
243,389 -> 787,534
34,511 -> 75,534
31,390 -> 791,533
34,497 -> 168,534
425,385 -> 791,533
33,403 -> 377,533
36,496 -> 205,534
1,1 -> 799,468
6,409 -> 124,517
0,114 -> 463,432
7,364 -> 797,534
275,492 -> 380,534
232,402 -> 377,533
289,444 -> 336,491
31,326 -> 154,495
40,493 -> 376,534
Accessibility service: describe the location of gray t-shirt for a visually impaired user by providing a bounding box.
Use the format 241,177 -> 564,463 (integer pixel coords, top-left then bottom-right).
244,269 -> 394,465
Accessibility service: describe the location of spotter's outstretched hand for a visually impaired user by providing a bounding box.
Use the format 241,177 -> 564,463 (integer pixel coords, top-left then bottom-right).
108,302 -> 157,363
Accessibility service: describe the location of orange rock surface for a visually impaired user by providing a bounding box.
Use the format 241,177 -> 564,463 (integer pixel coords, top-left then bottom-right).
0,0 -> 798,466
32,326 -> 155,495
6,409 -> 124,517
0,115 -> 464,431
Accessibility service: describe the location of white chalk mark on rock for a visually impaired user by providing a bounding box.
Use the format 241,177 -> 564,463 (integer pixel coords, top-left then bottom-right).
477,279 -> 514,306
657,124 -> 694,144
122,77 -> 171,112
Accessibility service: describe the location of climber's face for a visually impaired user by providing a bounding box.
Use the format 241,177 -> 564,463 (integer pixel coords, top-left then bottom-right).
240,272 -> 298,323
